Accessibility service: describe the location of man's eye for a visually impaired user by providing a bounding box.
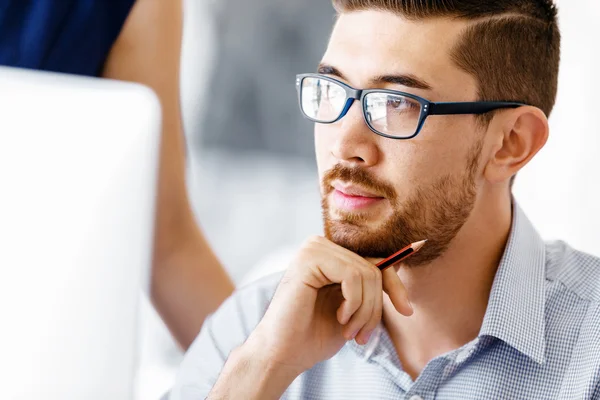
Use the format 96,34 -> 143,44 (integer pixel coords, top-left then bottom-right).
388,99 -> 403,108
387,98 -> 407,109
387,97 -> 418,112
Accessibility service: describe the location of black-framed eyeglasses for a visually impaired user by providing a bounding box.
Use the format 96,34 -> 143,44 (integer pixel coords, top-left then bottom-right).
296,73 -> 526,140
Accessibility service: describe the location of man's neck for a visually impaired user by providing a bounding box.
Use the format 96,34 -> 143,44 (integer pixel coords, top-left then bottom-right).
382,192 -> 513,380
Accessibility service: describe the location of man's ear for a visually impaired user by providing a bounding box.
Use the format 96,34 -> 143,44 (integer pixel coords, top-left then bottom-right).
483,106 -> 549,184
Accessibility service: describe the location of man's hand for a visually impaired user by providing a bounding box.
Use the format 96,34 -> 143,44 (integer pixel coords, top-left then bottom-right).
250,235 -> 413,371
209,236 -> 412,399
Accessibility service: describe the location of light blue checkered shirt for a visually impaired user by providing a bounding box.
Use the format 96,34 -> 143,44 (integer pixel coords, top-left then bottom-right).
171,204 -> 600,399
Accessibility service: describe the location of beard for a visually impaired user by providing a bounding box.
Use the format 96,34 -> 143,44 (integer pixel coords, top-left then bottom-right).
321,139 -> 482,267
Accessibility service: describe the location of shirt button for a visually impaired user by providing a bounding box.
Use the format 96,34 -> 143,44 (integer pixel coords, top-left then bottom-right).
409,396 -> 424,400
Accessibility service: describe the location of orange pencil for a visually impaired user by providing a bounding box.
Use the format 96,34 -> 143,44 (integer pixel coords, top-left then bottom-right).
376,240 -> 428,271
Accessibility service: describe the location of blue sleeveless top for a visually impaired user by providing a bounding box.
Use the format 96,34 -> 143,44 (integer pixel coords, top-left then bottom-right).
0,0 -> 135,76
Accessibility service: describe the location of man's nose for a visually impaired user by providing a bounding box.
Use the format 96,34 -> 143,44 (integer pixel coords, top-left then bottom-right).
330,101 -> 379,167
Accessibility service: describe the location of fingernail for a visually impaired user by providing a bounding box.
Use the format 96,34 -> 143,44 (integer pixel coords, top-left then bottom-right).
351,330 -> 359,339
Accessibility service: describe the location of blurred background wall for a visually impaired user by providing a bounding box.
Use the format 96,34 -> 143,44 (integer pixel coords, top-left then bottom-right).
137,0 -> 600,398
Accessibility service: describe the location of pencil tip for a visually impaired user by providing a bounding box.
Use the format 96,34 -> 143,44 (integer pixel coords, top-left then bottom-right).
413,239 -> 428,251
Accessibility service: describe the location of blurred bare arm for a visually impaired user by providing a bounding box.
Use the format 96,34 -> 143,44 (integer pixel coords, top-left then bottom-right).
101,0 -> 235,350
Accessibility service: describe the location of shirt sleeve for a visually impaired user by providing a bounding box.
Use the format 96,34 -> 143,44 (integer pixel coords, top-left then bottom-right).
169,272 -> 283,400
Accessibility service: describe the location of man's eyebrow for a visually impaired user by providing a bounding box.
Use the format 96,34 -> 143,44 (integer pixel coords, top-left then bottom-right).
372,74 -> 432,91
317,63 -> 347,80
317,63 -> 432,91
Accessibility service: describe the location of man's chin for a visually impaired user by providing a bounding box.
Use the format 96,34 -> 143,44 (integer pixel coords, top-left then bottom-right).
324,222 -> 395,259
328,208 -> 390,229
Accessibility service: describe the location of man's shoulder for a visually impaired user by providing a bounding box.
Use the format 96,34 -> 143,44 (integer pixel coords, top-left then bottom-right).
545,240 -> 600,303
234,270 -> 285,315
171,271 -> 285,398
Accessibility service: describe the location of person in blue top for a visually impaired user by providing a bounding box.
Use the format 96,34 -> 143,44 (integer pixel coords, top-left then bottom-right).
0,0 -> 235,350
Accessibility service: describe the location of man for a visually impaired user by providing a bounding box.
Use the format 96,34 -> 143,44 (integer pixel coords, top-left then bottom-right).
171,0 -> 600,398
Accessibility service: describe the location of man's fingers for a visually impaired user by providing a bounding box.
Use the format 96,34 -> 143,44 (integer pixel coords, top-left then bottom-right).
296,250 -> 364,326
342,267 -> 379,341
337,271 -> 362,325
355,269 -> 383,345
382,267 -> 413,316
294,237 -> 408,343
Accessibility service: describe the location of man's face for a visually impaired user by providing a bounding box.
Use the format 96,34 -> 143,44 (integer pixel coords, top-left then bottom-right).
317,11 -> 487,266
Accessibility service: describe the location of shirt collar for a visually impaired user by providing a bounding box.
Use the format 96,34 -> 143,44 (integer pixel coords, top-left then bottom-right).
479,201 -> 547,364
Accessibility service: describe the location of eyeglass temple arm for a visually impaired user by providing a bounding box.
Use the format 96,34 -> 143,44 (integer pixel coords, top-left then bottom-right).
428,102 -> 525,115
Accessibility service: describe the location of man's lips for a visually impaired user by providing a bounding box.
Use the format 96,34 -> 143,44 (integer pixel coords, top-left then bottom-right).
332,183 -> 381,198
331,183 -> 384,211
